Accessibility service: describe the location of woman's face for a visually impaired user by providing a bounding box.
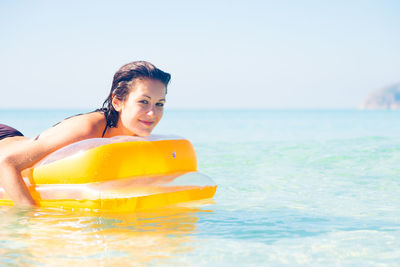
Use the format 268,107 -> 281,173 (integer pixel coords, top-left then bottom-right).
113,79 -> 166,136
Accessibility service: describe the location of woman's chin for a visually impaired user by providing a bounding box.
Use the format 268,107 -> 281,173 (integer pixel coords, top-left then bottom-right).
132,129 -> 152,137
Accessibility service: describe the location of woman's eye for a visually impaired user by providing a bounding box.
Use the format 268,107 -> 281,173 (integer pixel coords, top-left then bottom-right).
156,102 -> 164,107
139,100 -> 149,104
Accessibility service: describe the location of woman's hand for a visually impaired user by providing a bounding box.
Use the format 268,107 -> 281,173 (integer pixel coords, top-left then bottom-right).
0,139 -> 38,206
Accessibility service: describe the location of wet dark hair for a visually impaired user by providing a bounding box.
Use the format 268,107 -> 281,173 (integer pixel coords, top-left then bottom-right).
99,61 -> 171,128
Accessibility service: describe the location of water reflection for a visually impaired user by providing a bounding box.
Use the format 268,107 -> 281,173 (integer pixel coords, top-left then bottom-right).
0,202 -> 214,266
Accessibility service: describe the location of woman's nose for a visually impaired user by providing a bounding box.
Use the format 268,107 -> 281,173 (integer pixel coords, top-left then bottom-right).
147,106 -> 156,116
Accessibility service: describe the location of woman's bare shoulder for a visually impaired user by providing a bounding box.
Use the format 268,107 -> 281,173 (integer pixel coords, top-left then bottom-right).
37,112 -> 107,142
63,112 -> 106,133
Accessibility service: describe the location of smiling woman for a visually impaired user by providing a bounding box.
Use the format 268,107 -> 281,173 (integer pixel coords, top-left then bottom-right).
0,61 -> 171,207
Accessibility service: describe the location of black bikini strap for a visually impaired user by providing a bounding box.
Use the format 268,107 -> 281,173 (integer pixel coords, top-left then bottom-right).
102,124 -> 108,137
95,108 -> 109,138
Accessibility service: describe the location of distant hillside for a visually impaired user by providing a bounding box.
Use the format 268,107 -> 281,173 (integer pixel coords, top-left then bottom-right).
361,82 -> 400,110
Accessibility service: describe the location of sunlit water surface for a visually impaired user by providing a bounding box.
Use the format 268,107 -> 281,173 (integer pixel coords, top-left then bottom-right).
1,109 -> 400,266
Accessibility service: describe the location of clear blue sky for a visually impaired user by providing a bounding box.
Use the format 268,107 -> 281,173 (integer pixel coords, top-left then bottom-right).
1,0 -> 400,109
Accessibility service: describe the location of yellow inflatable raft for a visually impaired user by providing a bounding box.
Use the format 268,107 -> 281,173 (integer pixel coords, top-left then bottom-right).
0,135 -> 217,212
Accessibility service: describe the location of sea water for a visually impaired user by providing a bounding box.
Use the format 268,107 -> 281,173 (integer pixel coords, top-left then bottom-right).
0,109 -> 399,266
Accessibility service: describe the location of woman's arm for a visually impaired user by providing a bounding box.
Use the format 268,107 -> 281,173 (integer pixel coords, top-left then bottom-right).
0,113 -> 106,206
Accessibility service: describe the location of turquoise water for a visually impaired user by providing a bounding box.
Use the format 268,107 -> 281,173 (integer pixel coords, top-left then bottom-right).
1,109 -> 400,266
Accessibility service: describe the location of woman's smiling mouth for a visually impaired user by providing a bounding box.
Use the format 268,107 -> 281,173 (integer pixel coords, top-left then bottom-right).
138,120 -> 154,127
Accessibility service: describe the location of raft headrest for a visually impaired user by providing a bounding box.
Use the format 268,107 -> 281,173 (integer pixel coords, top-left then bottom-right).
29,135 -> 198,184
